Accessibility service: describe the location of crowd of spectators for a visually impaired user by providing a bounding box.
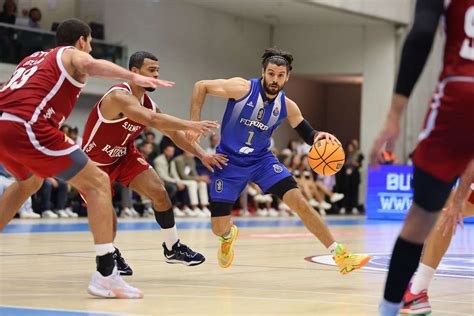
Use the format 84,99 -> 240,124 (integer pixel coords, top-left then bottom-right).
2,122 -> 368,219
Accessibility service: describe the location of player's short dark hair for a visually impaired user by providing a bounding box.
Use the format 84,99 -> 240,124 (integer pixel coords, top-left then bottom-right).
56,18 -> 91,46
129,51 -> 158,70
261,47 -> 293,72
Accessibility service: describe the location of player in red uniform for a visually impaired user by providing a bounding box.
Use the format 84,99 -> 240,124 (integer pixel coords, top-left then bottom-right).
400,160 -> 474,314
0,18 -> 215,299
370,1 -> 474,314
81,51 -> 227,273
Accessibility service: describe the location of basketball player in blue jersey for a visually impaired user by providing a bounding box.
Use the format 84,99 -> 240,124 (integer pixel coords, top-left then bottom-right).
187,48 -> 371,274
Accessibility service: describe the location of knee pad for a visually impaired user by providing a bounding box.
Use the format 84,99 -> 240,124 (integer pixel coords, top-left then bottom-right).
210,201 -> 234,217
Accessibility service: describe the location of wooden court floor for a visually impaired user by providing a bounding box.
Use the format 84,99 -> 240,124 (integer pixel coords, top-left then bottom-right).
0,216 -> 473,315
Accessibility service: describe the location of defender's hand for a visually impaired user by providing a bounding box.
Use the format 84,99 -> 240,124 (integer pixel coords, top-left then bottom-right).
200,153 -> 228,173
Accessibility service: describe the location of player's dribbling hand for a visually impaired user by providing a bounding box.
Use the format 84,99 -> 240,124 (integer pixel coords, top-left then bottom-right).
369,119 -> 400,167
314,132 -> 341,145
437,198 -> 465,237
200,153 -> 228,172
132,74 -> 175,88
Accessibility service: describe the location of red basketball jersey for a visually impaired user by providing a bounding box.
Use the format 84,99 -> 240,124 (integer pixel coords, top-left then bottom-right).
82,83 -> 157,165
0,46 -> 85,127
441,0 -> 474,78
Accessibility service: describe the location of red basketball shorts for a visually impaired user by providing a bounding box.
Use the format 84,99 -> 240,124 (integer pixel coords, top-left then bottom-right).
413,78 -> 474,183
96,145 -> 151,187
0,113 -> 87,180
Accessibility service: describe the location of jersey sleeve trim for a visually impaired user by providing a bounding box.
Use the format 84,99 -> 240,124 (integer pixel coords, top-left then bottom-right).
56,47 -> 86,88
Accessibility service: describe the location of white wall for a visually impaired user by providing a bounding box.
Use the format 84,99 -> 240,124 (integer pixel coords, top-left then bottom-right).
311,0 -> 413,24
100,0 -> 270,131
274,25 -> 365,75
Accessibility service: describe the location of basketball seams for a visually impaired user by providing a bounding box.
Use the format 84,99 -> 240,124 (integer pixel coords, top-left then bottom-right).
308,140 -> 345,176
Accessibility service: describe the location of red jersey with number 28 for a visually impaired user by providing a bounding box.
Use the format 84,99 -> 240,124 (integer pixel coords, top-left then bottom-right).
82,83 -> 157,166
0,46 -> 85,127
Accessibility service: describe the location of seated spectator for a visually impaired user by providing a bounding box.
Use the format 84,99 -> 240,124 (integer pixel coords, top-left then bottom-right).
247,183 -> 278,217
68,126 -> 82,147
0,163 -> 39,218
36,177 -> 75,218
141,131 -> 159,163
0,0 -> 16,24
27,7 -> 41,29
16,7 -> 41,29
174,151 -> 211,217
154,145 -> 192,217
206,134 -> 219,154
138,141 -> 155,166
159,135 -> 183,157
117,183 -> 139,218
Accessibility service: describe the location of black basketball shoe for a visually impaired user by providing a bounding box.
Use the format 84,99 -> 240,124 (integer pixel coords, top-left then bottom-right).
113,247 -> 133,276
163,240 -> 205,266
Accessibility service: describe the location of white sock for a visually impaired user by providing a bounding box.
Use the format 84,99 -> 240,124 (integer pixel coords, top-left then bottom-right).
95,243 -> 115,256
411,263 -> 436,294
379,299 -> 402,316
162,225 -> 179,251
327,242 -> 339,255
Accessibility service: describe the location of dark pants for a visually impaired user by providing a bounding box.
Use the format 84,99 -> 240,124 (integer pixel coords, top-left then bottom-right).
38,179 -> 68,211
342,167 -> 360,210
164,181 -> 190,207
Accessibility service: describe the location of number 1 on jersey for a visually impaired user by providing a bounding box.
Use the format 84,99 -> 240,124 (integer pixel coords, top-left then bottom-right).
121,133 -> 132,146
245,131 -> 254,146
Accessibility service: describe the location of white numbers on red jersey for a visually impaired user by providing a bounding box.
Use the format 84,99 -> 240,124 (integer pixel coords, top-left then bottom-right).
0,66 -> 38,92
121,133 -> 132,146
460,6 -> 474,60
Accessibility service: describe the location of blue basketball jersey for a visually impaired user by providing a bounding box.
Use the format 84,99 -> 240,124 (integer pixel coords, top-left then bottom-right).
217,78 -> 287,157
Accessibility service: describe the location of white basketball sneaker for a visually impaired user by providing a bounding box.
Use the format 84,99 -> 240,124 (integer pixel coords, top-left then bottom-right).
87,266 -> 143,299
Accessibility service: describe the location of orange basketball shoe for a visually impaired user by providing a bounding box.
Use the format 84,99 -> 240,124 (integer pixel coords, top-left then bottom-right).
333,244 -> 371,275
217,223 -> 238,268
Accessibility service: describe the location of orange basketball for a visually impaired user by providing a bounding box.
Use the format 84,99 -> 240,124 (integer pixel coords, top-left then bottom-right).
307,139 -> 345,176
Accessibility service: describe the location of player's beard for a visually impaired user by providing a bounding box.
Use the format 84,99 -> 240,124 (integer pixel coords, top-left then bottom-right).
262,77 -> 283,96
145,87 -> 156,92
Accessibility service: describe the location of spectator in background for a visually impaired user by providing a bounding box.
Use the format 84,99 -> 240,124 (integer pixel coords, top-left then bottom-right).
37,177 -> 74,218
138,141 -> 154,166
287,139 -> 299,154
141,131 -> 160,164
16,7 -> 41,29
154,145 -> 191,217
159,135 -> 183,157
68,126 -> 82,147
0,164 -> 39,218
206,134 -> 219,154
27,7 -> 41,29
60,124 -> 71,136
0,0 -> 16,24
174,151 -> 211,217
340,140 -> 363,215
